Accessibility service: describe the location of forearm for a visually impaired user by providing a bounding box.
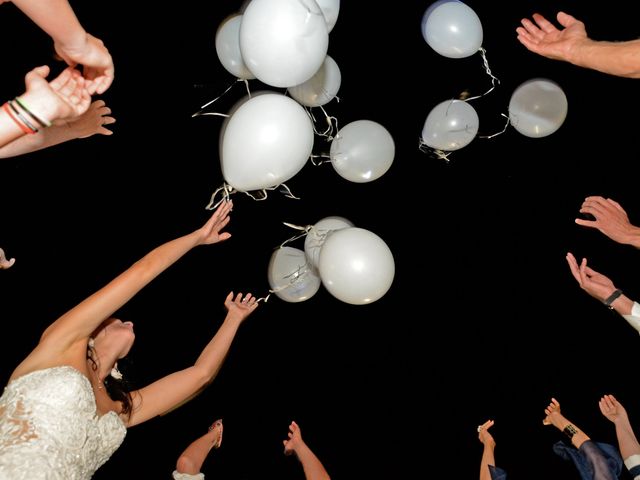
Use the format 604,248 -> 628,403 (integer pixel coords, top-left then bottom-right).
11,0 -> 86,48
294,443 -> 331,480
193,317 -> 242,382
0,109 -> 27,150
571,40 -> 640,78
0,122 -> 77,158
46,229 -> 202,341
614,421 -> 640,460
480,446 -> 496,480
623,227 -> 640,248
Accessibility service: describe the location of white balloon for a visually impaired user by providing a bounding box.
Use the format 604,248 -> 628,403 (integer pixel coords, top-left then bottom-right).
304,216 -> 354,270
330,120 -> 395,183
421,0 -> 483,59
287,55 -> 341,107
508,78 -> 568,138
240,0 -> 329,88
421,99 -> 479,151
221,93 -> 314,191
268,247 -> 321,302
318,227 -> 395,305
215,15 -> 255,80
315,0 -> 340,33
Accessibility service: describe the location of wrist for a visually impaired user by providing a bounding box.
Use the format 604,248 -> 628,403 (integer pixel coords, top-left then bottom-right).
55,31 -> 89,56
625,226 -> 640,248
19,91 -> 57,124
603,289 -> 623,309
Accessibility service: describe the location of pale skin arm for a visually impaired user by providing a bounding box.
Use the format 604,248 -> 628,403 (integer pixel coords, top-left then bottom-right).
477,420 -> 496,480
9,0 -> 114,93
599,394 -> 640,461
574,196 -> 640,248
565,252 -> 633,316
10,201 -> 233,380
283,421 -> 331,480
126,291 -> 258,427
175,420 -> 223,475
0,100 -> 114,159
516,12 -> 640,78
0,66 -> 91,150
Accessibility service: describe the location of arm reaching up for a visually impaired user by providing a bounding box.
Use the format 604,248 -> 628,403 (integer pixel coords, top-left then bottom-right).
283,421 -> 331,480
516,12 -> 640,78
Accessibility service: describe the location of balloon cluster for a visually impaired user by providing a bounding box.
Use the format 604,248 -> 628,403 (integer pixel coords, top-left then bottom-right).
268,217 -> 395,305
209,0 -> 396,198
419,1 -> 568,159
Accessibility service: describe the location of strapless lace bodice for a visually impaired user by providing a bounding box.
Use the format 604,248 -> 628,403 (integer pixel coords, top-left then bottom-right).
0,366 -> 126,479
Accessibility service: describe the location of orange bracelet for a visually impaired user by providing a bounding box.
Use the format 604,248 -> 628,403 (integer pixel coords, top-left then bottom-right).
3,102 -> 35,134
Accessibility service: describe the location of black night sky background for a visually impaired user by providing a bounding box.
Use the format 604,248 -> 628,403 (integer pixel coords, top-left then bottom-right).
3,1 -> 640,478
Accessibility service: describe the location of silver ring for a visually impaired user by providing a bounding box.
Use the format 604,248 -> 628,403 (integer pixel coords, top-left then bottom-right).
477,425 -> 483,433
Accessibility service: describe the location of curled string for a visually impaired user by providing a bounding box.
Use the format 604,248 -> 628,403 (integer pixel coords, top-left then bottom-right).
477,113 -> 510,139
278,183 -> 300,200
323,110 -> 339,142
192,78 -> 246,117
255,293 -> 271,303
241,182 -> 301,202
418,138 -> 452,163
205,183 -> 234,210
310,153 -> 332,166
318,105 -> 338,138
279,222 -> 313,248
465,47 -> 500,102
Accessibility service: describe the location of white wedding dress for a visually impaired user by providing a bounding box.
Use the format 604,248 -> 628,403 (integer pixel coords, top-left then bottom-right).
0,366 -> 126,479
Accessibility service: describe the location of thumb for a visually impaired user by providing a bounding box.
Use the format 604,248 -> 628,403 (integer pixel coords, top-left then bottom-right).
26,65 -> 50,81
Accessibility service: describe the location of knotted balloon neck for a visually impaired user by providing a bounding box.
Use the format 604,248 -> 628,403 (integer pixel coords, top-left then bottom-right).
418,138 -> 452,163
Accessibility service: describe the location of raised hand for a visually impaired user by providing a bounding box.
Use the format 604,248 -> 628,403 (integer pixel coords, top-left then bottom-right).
0,247 -> 15,270
566,252 -> 617,301
283,420 -> 304,456
599,394 -> 629,424
55,99 -> 115,139
224,292 -> 258,324
197,200 -> 233,245
516,12 -> 588,62
54,33 -> 114,95
576,196 -> 640,246
22,65 -> 91,123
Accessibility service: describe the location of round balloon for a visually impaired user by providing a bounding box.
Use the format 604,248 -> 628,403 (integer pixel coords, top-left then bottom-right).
330,120 -> 395,183
318,227 -> 395,305
304,216 -> 354,270
316,0 -> 340,33
421,99 -> 479,151
508,78 -> 568,138
221,93 -> 314,191
215,14 -> 255,80
268,246 -> 321,302
421,0 -> 483,59
288,55 -> 341,107
240,0 -> 329,87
